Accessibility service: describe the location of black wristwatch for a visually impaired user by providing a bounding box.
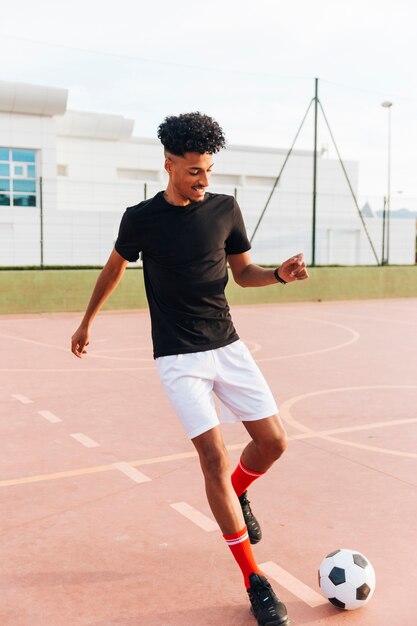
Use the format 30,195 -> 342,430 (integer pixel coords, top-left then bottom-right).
274,267 -> 287,285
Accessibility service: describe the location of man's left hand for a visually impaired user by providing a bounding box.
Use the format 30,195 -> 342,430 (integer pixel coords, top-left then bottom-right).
279,253 -> 309,283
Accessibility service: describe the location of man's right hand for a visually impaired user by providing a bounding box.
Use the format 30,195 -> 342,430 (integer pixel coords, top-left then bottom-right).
71,325 -> 90,358
69,248 -> 128,360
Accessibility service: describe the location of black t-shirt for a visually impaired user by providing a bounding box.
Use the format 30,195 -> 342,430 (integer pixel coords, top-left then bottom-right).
115,191 -> 251,358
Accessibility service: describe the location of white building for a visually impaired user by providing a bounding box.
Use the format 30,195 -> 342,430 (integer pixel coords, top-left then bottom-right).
0,79 -> 414,266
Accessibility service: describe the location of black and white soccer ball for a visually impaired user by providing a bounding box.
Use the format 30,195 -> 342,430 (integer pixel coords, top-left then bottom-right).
318,548 -> 376,610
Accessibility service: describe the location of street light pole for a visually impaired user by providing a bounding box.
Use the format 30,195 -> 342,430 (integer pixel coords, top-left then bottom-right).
381,101 -> 393,264
311,77 -> 319,267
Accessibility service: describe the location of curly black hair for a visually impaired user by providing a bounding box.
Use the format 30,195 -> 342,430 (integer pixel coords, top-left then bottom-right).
157,112 -> 226,156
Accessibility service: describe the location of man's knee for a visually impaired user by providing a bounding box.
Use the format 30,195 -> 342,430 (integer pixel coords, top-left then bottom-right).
244,414 -> 288,462
198,444 -> 230,479
259,433 -> 288,461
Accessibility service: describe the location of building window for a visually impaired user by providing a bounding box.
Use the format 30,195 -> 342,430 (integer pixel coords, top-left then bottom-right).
210,173 -> 241,185
0,148 -> 37,207
57,164 -> 68,176
117,168 -> 160,181
245,175 -> 277,187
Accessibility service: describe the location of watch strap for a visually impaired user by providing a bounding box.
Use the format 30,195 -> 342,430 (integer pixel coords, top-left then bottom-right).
274,267 -> 287,284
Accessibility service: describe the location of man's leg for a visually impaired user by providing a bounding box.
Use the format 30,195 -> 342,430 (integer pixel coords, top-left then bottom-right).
192,425 -> 242,533
192,425 -> 263,586
231,414 -> 287,544
232,413 -> 287,494
192,424 -> 289,625
241,413 -> 287,473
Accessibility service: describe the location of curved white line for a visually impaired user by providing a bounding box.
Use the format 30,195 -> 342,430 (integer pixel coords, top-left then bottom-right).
0,332 -> 155,363
86,337 -> 262,361
0,331 -> 261,363
318,434 -> 417,459
336,312 -> 417,326
0,367 -> 155,372
241,339 -> 262,354
280,385 -> 417,458
87,351 -> 153,362
257,317 -> 360,362
92,346 -> 150,353
0,332 -> 69,353
0,310 -> 360,365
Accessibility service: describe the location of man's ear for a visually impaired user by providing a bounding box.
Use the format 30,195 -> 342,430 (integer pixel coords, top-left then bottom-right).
164,157 -> 172,174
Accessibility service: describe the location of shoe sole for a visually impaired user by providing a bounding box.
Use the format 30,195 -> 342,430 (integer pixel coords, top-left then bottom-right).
249,535 -> 261,545
250,606 -> 290,626
239,493 -> 262,544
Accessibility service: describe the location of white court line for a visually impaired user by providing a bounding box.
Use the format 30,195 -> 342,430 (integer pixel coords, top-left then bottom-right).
0,333 -> 68,353
38,410 -> 62,423
260,561 -> 327,608
0,367 -> 155,372
93,346 -> 150,353
170,502 -> 218,532
336,311 -> 417,326
0,331 -> 153,363
0,314 -> 359,365
70,433 -> 100,448
0,332 -> 155,362
257,317 -> 360,362
113,462 -> 151,484
2,412 -> 416,491
12,394 -> 33,404
280,385 -> 417,459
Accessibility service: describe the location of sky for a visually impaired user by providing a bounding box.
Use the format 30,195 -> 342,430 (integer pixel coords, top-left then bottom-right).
2,0 -> 417,206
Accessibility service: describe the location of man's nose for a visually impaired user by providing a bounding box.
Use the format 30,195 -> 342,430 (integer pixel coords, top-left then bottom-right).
199,172 -> 209,187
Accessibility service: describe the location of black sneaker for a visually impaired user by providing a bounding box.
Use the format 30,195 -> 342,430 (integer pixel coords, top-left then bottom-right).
239,491 -> 262,544
247,573 -> 290,626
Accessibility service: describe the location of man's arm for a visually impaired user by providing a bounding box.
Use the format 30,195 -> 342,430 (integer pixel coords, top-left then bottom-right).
71,248 -> 129,358
228,251 -> 308,287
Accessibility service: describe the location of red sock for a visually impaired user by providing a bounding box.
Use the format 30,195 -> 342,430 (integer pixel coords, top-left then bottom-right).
231,457 -> 265,497
224,526 -> 263,588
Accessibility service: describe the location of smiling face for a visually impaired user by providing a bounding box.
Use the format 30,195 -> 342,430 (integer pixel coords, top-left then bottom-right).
164,151 -> 214,205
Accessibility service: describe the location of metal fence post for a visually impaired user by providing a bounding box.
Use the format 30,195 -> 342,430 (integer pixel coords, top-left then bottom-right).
39,176 -> 44,268
311,77 -> 319,267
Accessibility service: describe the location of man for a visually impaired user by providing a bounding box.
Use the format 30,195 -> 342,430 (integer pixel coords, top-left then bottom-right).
71,112 -> 308,626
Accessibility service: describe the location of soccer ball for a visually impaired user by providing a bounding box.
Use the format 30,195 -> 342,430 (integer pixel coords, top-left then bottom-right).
318,548 -> 376,610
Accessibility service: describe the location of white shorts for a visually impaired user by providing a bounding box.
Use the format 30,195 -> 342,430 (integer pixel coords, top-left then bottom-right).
156,340 -> 278,439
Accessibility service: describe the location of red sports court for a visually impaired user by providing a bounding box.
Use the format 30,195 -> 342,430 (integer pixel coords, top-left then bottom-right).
1,298 -> 416,625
